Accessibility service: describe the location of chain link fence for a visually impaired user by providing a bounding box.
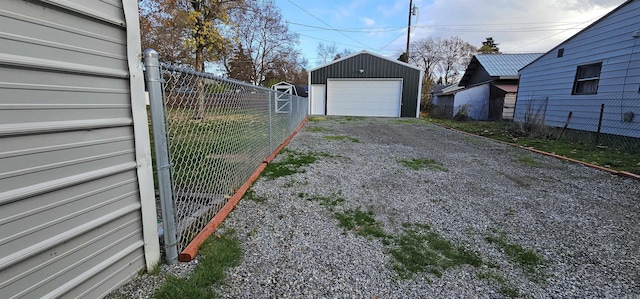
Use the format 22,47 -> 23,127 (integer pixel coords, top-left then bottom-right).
514,93 -> 640,152
144,50 -> 308,262
432,92 -> 639,153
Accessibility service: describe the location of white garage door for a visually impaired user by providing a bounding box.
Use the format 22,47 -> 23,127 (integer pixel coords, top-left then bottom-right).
327,79 -> 402,117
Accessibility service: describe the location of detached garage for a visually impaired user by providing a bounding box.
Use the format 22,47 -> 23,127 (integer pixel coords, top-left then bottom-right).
309,51 -> 423,118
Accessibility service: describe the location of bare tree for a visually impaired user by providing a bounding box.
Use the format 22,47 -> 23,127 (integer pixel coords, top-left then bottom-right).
410,37 -> 444,83
316,43 -> 338,64
437,37 -> 476,85
333,48 -> 353,60
410,36 -> 475,85
229,0 -> 301,85
409,36 -> 476,113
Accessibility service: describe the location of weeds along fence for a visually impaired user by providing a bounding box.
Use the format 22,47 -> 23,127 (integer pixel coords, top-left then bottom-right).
143,50 -> 308,263
513,94 -> 640,153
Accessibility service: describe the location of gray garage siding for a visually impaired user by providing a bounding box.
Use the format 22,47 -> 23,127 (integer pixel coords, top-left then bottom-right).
0,1 -> 158,298
311,53 -> 421,117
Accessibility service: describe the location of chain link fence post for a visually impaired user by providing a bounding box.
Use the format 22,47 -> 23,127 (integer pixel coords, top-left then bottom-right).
268,91 -> 274,153
143,49 -> 178,264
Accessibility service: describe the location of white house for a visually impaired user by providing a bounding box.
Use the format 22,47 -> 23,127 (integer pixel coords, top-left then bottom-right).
514,0 -> 640,138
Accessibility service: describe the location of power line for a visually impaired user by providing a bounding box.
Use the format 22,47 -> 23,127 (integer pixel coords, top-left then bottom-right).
285,0 -> 372,49
504,17 -> 598,52
287,20 -> 591,33
286,19 -> 588,31
296,32 -> 375,50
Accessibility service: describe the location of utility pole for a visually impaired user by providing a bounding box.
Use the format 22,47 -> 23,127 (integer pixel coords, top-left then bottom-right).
404,0 -> 415,63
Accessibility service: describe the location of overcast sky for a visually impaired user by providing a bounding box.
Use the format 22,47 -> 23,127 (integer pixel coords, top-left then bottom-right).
274,0 -> 628,67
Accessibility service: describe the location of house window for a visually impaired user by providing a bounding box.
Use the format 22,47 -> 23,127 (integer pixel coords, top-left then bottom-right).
557,48 -> 564,57
572,62 -> 602,95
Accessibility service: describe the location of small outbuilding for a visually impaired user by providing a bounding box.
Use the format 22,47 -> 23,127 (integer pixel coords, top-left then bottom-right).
308,50 -> 423,118
454,53 -> 543,120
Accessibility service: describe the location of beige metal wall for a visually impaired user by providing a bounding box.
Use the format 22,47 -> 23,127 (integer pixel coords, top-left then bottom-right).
0,0 -> 159,298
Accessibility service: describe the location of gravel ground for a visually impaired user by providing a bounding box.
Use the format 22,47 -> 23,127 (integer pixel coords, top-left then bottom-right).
108,117 -> 640,298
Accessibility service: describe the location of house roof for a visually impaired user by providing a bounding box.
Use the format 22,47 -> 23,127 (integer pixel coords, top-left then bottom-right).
437,84 -> 465,96
308,50 -> 422,72
494,84 -> 518,93
431,84 -> 450,94
459,53 -> 543,86
520,0 -> 634,71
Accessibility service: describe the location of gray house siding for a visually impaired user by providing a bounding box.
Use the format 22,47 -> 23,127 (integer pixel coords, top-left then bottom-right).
0,1 -> 158,298
311,53 -> 421,117
515,0 -> 640,138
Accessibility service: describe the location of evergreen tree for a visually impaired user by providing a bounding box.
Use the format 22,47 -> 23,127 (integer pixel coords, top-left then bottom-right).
478,37 -> 500,54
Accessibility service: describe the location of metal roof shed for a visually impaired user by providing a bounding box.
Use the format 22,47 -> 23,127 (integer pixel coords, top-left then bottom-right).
309,51 -> 423,118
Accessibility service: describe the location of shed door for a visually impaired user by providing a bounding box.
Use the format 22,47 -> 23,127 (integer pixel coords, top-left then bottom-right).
310,84 -> 326,115
326,79 -> 402,117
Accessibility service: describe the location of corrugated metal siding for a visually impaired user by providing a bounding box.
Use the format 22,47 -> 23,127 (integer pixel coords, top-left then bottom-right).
515,0 -> 640,138
311,53 -> 421,117
0,1 -> 151,298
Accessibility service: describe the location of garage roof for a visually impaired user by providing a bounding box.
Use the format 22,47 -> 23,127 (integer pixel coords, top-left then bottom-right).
309,50 -> 422,72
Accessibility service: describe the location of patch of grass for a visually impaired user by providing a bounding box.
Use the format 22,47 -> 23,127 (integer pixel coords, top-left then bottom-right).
306,193 -> 345,208
477,269 -> 523,298
308,116 -> 328,122
335,208 -> 388,239
399,158 -> 448,172
343,116 -> 366,121
427,118 -> 640,174
486,230 -> 545,281
500,286 -> 522,298
324,135 -> 360,143
263,149 -> 332,179
389,224 -> 482,279
516,156 -> 544,167
477,270 -> 507,284
164,111 -> 269,191
146,260 -> 163,276
306,126 -> 332,132
243,188 -> 266,203
283,179 -> 309,188
154,230 -> 242,299
337,217 -> 483,280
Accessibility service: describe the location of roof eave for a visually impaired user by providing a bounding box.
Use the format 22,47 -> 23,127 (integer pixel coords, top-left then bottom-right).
308,50 -> 423,72
519,0 -> 634,71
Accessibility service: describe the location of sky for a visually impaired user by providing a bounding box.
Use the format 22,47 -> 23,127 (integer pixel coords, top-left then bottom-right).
274,0 -> 628,68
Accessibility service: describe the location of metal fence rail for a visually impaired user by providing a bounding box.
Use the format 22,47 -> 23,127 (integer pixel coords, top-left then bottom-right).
143,50 -> 308,262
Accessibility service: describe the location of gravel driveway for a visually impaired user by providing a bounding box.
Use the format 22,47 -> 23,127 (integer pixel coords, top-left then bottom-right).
110,117 -> 640,298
